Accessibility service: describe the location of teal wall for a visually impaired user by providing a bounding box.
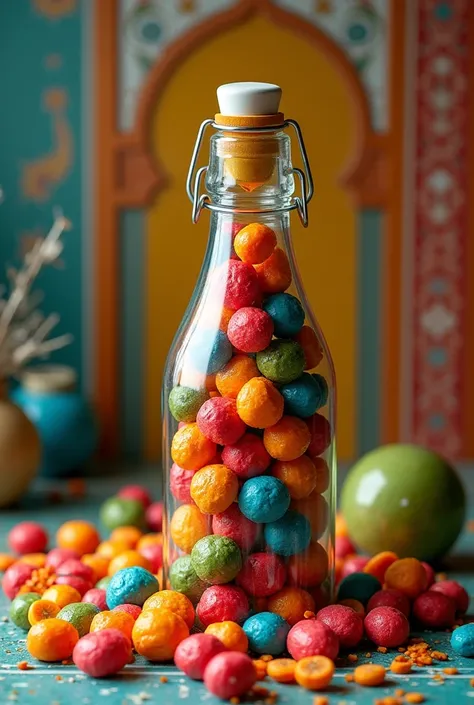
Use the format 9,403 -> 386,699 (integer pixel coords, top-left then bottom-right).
0,1 -> 83,381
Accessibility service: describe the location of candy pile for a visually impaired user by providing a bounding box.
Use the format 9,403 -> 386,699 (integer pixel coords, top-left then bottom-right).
167,221 -> 333,616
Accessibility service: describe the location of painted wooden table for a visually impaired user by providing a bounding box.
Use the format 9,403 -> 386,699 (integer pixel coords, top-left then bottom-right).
0,466 -> 473,705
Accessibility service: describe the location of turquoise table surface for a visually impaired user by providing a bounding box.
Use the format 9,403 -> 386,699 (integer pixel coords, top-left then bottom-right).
0,464 -> 473,705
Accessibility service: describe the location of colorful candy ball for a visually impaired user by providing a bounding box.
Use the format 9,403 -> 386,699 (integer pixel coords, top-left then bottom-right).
364,606 -> 410,647
197,585 -> 249,627
294,326 -> 323,370
280,373 -> 325,418
203,651 -> 257,699
215,355 -> 259,398
57,602 -> 100,637
169,386 -> 210,423
170,463 -> 195,504
189,328 -> 233,375
170,504 -> 209,554
2,561 -> 35,600
263,293 -> 304,338
190,464 -> 239,515
257,339 -> 305,384
205,621 -> 248,652
236,377 -> 284,428
366,588 -> 410,618
171,423 -> 216,472
264,415 -> 311,461
117,485 -> 152,509
106,566 -> 159,609
243,612 -> 290,655
45,547 -> 80,570
337,572 -> 381,605
9,592 -> 41,630
174,633 -> 227,680
429,580 -> 469,614
191,535 -> 242,585
271,455 -> 317,499
143,590 -> 195,629
169,556 -> 207,603
132,608 -> 189,661
317,605 -> 363,649
267,587 -> 315,627
146,501 -> 163,532
451,623 -> 474,657
412,591 -> 456,628
196,397 -> 246,445
239,475 -> 290,523
82,588 -> 108,611
8,522 -> 48,555
227,308 -> 274,353
56,520 -> 100,556
254,247 -> 292,294
73,628 -> 132,677
221,432 -> 271,479
112,604 -> 142,620
223,260 -> 261,310
233,223 -> 277,265
27,618 -> 79,662
305,413 -> 332,458
138,542 -> 163,573
237,553 -> 286,597
100,497 -> 145,531
287,618 -> 339,661
264,510 -> 311,556
212,504 -> 260,551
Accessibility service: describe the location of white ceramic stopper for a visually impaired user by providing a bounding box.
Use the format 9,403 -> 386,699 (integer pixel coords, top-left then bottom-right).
217,82 -> 282,116
21,365 -> 77,393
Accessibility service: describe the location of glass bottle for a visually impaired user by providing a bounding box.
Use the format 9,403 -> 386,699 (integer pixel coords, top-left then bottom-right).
162,83 -> 336,618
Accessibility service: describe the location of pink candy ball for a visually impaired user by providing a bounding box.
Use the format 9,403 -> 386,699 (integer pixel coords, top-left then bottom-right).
112,604 -> 142,620
317,605 -> 363,649
335,535 -> 355,560
8,522 -> 48,555
221,433 -> 271,479
196,397 -> 246,446
170,464 -> 195,504
73,628 -> 132,678
413,591 -> 456,628
212,504 -> 260,551
341,555 -> 369,579
223,260 -> 261,310
430,580 -> 469,614
117,484 -> 152,509
421,561 -> 435,587
367,589 -> 411,618
197,585 -> 249,627
287,619 -> 339,661
138,542 -> 163,573
204,651 -> 257,700
56,559 -> 94,583
56,575 -> 93,597
146,501 -> 163,532
227,308 -> 273,353
2,562 -> 35,600
175,633 -> 227,680
82,589 -> 108,611
237,553 -> 286,597
364,606 -> 410,647
46,548 -> 81,570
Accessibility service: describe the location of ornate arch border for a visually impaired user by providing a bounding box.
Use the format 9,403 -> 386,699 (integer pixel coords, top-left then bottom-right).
95,0 -> 398,455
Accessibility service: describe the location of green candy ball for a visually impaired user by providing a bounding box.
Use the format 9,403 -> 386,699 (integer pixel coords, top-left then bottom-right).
10,592 -> 41,630
341,444 -> 466,561
96,576 -> 112,590
191,535 -> 242,585
169,555 -> 207,603
169,386 -> 209,423
100,497 -> 145,531
57,602 -> 100,637
257,340 -> 305,384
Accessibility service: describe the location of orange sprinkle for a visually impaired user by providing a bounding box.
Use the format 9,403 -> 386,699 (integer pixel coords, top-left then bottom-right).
377,646 -> 388,654
405,695 -> 425,704
394,689 -> 405,697
365,652 -> 372,658
430,651 -> 448,661
390,658 -> 412,675
304,610 -> 316,620
442,667 -> 458,675
55,676 -> 62,681
313,698 -> 328,705
348,654 -> 358,662
261,654 -> 274,662
432,674 -> 444,682
253,659 -> 268,680
17,661 -> 29,671
344,673 -> 354,682
160,676 -> 168,683
353,664 -> 386,687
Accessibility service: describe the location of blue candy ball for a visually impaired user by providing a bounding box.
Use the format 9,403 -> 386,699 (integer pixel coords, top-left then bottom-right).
281,373 -> 324,418
239,476 -> 290,523
451,623 -> 474,657
189,329 -> 232,375
106,567 -> 159,608
243,612 -> 290,655
312,374 -> 329,407
337,572 -> 381,605
264,510 -> 311,556
263,293 -> 305,337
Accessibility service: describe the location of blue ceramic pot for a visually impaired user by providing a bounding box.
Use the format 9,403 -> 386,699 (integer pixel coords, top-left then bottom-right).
12,366 -> 98,478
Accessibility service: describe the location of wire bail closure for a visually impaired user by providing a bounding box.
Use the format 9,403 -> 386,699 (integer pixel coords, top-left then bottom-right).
186,118 -> 314,227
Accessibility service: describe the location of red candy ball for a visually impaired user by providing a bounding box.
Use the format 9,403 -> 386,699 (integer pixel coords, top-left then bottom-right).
413,591 -> 456,628
117,484 -> 152,509
317,605 -> 363,649
57,559 -> 95,583
138,542 -> 163,573
227,308 -> 273,353
73,628 -> 132,677
170,463 -> 195,504
223,260 -> 261,310
8,522 -> 48,555
221,433 -> 271,479
421,562 -> 435,588
367,589 -> 410,618
175,633 -> 227,680
237,553 -> 286,597
341,555 -> 369,579
335,535 -> 355,560
2,562 -> 35,600
430,580 -> 469,614
204,651 -> 257,699
305,413 -> 331,459
197,585 -> 249,627
364,606 -> 410,647
212,504 -> 260,551
82,589 -> 108,611
287,618 -> 339,660
46,548 -> 81,570
197,397 -> 246,446
146,501 -> 163,532
112,604 -> 142,620
56,575 -> 93,597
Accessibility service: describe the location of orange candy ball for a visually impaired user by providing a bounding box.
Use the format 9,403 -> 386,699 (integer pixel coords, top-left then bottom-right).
364,551 -> 399,584
171,423 -> 217,471
0,554 -> 15,571
28,599 -> 60,625
205,621 -> 248,652
27,618 -> 79,662
294,325 -> 323,370
313,457 -> 330,494
291,490 -> 329,539
132,608 -> 189,662
108,550 -> 151,576
42,585 -> 82,609
81,553 -> 110,582
190,464 -> 239,515
90,610 -> 135,641
170,504 -> 209,553
271,455 -> 318,500
384,557 -> 427,599
263,415 -> 311,461
19,553 -> 47,568
137,533 -> 163,550
267,586 -> 315,626
143,590 -> 195,629
234,223 -> 277,265
110,526 -> 143,549
96,540 -> 130,560
216,355 -> 260,399
288,542 -> 328,588
254,247 -> 292,294
56,520 -> 100,556
236,377 -> 284,429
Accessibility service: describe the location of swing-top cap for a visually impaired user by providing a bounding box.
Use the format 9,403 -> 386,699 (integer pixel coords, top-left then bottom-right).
215,82 -> 284,128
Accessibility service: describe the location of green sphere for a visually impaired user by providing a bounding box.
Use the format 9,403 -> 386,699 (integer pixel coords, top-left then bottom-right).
257,340 -> 305,384
341,444 -> 466,561
169,386 -> 209,423
57,602 -> 99,637
191,535 -> 242,585
96,576 -> 112,590
10,592 -> 41,630
100,496 -> 145,531
169,555 -> 207,603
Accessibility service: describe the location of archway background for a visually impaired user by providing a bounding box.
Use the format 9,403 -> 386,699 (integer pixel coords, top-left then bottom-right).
145,14 -> 358,459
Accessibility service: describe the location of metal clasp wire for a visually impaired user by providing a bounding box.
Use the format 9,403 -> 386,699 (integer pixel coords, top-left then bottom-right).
186,117 -> 314,227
